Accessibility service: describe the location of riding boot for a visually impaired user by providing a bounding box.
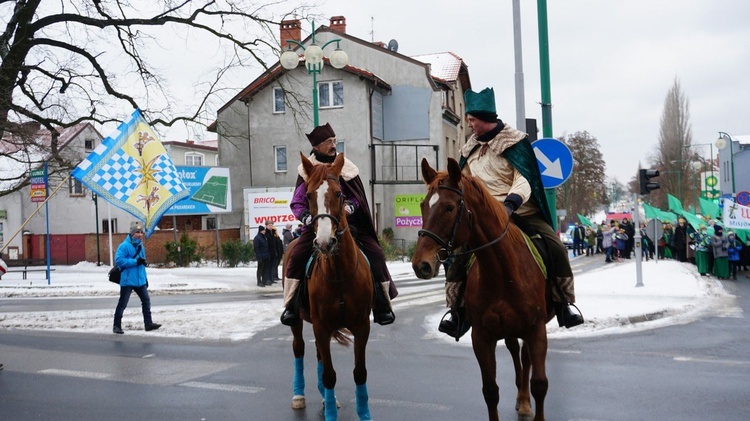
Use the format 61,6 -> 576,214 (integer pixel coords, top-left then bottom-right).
438,280 -> 470,341
552,276 -> 584,328
372,280 -> 395,325
280,278 -> 301,326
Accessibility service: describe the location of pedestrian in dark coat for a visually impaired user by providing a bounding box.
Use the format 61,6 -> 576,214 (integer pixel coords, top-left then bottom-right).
672,217 -> 689,262
264,221 -> 279,281
253,225 -> 271,286
621,218 -> 635,259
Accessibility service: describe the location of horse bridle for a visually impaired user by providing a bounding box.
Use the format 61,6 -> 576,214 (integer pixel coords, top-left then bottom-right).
417,184 -> 510,262
310,174 -> 359,284
311,174 -> 349,240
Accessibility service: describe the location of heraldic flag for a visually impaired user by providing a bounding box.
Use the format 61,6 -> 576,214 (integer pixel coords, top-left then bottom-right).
71,109 -> 189,237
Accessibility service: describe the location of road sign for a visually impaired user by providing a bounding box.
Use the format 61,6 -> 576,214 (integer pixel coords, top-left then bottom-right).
645,219 -> 664,241
736,191 -> 750,206
532,138 -> 573,189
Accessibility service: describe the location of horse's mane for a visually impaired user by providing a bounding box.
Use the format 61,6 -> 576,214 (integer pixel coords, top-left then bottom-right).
460,173 -> 526,245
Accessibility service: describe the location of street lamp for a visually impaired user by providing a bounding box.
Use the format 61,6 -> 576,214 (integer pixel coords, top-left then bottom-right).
279,21 -> 349,127
715,131 -> 736,194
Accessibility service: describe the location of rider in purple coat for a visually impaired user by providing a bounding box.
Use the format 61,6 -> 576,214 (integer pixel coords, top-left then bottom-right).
279,123 -> 396,327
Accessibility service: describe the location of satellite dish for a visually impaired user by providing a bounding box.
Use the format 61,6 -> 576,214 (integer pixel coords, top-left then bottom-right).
387,39 -> 399,52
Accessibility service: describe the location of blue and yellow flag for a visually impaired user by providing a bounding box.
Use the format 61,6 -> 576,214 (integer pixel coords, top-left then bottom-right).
71,109 -> 189,237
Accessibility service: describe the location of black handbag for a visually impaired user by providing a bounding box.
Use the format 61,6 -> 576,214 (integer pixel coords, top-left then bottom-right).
108,266 -> 121,284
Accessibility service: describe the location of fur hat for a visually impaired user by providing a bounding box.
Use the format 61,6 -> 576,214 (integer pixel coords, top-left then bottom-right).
306,123 -> 336,147
258,225 -> 265,232
464,87 -> 498,122
130,222 -> 144,236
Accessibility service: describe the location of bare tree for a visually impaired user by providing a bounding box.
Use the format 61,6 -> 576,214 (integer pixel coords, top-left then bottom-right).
0,0 -> 312,194
646,78 -> 695,209
555,131 -> 607,224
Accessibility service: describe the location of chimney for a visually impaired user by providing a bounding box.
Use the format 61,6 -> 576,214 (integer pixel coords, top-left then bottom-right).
280,19 -> 301,48
329,16 -> 346,34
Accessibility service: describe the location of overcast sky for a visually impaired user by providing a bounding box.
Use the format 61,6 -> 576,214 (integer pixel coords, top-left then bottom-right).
298,0 -> 749,184
146,1 -> 750,185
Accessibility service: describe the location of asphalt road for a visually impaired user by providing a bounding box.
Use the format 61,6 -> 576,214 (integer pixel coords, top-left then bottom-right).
1,256 -> 749,420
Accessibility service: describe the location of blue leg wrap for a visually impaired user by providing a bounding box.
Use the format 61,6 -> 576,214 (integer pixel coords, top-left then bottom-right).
324,387 -> 338,420
317,361 -> 325,398
293,357 -> 305,396
355,383 -> 372,420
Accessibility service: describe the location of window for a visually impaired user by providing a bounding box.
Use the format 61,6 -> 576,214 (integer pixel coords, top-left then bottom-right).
318,81 -> 344,108
185,152 -> 203,166
69,177 -> 84,196
273,87 -> 285,113
274,146 -> 287,172
84,139 -> 95,151
102,219 -> 118,233
206,216 -> 217,230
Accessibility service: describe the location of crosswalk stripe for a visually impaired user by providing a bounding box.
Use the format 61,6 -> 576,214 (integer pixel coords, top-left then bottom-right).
38,369 -> 110,379
180,381 -> 264,394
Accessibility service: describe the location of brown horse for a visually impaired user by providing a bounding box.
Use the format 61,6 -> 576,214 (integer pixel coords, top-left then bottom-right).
412,158 -> 553,421
283,152 -> 374,421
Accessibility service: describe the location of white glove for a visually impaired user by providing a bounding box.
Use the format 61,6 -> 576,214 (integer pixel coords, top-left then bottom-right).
344,203 -> 355,215
303,215 -> 312,226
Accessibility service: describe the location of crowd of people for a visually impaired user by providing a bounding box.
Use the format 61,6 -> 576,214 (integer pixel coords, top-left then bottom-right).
572,216 -> 750,280
253,222 -> 302,287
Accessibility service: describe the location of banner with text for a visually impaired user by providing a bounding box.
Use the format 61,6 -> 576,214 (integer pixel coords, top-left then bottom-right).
723,200 -> 750,229
243,187 -> 298,237
164,167 -> 232,215
394,194 -> 425,228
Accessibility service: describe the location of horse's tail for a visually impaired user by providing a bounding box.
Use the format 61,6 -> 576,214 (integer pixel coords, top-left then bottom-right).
332,328 -> 353,347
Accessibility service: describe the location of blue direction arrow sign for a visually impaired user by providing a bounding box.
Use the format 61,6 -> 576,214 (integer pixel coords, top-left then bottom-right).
532,138 -> 573,188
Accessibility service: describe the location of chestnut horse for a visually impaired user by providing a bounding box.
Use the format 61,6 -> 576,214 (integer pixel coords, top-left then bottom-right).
283,152 -> 374,421
412,158 -> 553,421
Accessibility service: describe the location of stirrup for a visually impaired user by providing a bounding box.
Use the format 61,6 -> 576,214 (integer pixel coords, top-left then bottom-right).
438,309 -> 470,341
556,303 -> 584,328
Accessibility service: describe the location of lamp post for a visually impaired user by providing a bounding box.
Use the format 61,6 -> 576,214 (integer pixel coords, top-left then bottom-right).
279,21 -> 349,127
716,131 -> 736,194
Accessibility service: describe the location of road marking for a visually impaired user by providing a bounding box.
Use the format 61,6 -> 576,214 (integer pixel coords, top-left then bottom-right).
39,368 -> 111,379
673,356 -> 750,366
549,349 -> 582,354
368,398 -> 450,412
180,381 -> 264,394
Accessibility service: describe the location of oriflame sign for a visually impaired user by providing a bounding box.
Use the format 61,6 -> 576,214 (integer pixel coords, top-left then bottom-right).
30,167 -> 47,203
394,194 -> 425,228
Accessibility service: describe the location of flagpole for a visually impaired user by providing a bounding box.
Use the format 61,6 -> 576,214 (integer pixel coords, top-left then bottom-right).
108,202 -> 114,266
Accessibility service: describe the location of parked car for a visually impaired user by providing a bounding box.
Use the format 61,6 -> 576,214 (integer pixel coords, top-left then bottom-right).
559,225 -> 575,249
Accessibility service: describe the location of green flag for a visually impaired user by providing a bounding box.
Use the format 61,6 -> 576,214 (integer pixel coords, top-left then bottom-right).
667,194 -> 683,213
643,203 -> 661,220
699,197 -> 720,220
678,210 -> 706,232
577,213 -> 596,228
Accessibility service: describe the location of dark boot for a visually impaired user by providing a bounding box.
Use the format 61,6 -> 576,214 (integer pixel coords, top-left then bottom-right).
280,299 -> 299,326
113,326 -> 124,334
438,308 -> 471,341
372,281 -> 395,326
555,303 -> 584,328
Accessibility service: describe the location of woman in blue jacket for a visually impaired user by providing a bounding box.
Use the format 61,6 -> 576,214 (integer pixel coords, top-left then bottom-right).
113,223 -> 161,334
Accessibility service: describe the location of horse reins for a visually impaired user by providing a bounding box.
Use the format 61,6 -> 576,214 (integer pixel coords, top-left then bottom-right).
417,184 -> 510,262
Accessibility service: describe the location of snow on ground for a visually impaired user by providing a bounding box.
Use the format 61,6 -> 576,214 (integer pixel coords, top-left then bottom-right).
0,258 -> 738,343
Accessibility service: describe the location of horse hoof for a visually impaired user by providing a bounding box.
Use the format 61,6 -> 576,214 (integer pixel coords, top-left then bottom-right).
292,395 -> 306,409
516,401 -> 533,417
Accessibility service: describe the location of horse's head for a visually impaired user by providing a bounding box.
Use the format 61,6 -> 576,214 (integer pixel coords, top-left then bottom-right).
301,152 -> 347,254
412,158 -> 472,279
